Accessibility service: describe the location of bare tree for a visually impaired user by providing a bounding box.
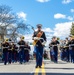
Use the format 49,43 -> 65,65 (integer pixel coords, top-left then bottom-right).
8,21 -> 29,42
0,5 -> 30,43
0,5 -> 17,41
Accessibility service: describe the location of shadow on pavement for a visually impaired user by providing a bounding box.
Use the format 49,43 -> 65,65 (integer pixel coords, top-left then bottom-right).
44,67 -> 74,70
44,61 -> 68,64
0,73 -> 74,75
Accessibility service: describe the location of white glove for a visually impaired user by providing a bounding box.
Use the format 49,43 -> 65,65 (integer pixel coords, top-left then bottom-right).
42,41 -> 46,45
33,37 -> 39,40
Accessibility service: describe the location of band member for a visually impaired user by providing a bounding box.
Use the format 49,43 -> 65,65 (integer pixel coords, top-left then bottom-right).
24,42 -> 30,62
8,43 -> 12,64
32,24 -> 46,68
2,38 -> 9,65
68,35 -> 74,63
44,50 -> 48,59
18,36 -> 26,64
60,40 -> 66,61
65,38 -> 69,62
11,42 -> 18,63
49,40 -> 55,62
49,36 -> 59,63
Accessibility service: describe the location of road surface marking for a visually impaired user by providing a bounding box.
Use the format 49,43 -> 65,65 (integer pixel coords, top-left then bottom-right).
34,67 -> 40,75
34,62 -> 46,75
41,63 -> 46,75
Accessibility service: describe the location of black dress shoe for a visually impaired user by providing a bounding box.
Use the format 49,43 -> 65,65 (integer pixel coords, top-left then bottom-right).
4,63 -> 6,65
35,66 -> 38,68
39,66 -> 42,68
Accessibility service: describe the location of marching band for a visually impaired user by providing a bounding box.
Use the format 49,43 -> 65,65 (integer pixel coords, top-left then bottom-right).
1,37 -> 31,65
0,24 -> 74,68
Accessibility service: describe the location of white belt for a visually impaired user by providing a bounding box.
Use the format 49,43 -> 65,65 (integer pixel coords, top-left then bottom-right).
3,47 -> 9,48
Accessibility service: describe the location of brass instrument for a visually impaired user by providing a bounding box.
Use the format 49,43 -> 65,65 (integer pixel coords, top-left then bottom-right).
32,27 -> 46,46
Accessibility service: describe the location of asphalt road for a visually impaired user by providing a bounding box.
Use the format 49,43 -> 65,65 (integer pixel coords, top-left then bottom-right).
0,60 -> 74,75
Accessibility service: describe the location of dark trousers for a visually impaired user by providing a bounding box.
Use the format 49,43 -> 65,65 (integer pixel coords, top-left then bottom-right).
60,50 -> 66,61
19,48 -> 25,63
66,50 -> 69,62
50,50 -> 55,61
60,51 -> 64,60
54,50 -> 58,62
3,51 -> 8,65
8,50 -> 12,63
12,51 -> 18,62
35,46 -> 43,66
25,50 -> 29,62
69,50 -> 74,63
